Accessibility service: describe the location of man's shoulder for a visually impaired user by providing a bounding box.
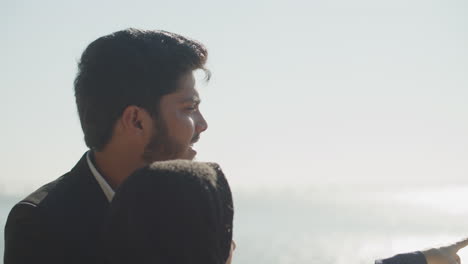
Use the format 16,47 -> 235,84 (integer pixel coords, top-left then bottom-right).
4,152 -> 108,263
8,153 -> 96,218
19,171 -> 75,209
5,172 -> 73,235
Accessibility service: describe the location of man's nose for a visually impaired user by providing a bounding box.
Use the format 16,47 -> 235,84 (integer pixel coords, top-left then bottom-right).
196,112 -> 208,133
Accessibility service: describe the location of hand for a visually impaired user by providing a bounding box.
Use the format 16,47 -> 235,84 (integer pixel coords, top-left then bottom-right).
423,238 -> 468,264
225,240 -> 236,264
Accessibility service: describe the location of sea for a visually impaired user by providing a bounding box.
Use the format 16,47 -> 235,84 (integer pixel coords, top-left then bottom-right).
1,184 -> 468,264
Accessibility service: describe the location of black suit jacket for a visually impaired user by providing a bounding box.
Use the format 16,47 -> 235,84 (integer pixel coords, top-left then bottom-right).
4,153 -> 109,264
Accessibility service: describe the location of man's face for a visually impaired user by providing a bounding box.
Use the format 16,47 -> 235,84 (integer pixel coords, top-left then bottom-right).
142,72 -> 208,162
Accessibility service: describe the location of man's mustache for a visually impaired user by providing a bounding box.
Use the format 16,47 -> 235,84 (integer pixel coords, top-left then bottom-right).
191,134 -> 200,144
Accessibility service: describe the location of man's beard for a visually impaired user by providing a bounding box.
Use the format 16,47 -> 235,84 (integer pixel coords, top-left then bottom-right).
141,118 -> 189,163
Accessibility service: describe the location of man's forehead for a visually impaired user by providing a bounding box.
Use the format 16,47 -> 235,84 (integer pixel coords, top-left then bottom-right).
163,71 -> 202,102
166,85 -> 201,103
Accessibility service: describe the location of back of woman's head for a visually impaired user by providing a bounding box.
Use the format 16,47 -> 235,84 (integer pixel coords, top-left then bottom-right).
101,160 -> 233,264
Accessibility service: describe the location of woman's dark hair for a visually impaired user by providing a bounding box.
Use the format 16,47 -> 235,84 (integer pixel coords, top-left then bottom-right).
101,160 -> 233,264
74,28 -> 210,151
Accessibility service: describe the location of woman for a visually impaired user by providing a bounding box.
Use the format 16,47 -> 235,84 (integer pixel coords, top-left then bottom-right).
100,159 -> 466,264
101,160 -> 234,264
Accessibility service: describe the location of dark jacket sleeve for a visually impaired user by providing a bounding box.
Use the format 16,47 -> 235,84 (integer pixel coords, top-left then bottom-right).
4,203 -> 56,264
375,251 -> 427,264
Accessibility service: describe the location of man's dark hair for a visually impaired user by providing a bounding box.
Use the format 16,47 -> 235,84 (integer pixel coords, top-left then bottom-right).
74,28 -> 210,151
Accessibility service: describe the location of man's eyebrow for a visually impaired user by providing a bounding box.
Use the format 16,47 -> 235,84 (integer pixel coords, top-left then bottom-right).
181,96 -> 201,104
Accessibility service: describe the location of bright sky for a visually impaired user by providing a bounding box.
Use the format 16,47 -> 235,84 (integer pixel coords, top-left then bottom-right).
2,0 -> 467,195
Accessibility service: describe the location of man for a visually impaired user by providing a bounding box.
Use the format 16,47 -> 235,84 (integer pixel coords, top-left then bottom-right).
4,28 -> 209,264
3,28 -> 466,264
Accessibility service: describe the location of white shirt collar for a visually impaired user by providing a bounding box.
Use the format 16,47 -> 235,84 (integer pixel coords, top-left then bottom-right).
86,151 -> 115,202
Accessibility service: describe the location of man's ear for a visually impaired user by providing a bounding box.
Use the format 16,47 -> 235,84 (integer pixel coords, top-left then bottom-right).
120,106 -> 152,135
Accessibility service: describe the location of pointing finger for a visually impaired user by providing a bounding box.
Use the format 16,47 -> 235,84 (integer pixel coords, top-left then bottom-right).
452,237 -> 468,252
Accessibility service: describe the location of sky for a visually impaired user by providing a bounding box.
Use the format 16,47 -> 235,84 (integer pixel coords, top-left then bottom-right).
2,0 -> 468,195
